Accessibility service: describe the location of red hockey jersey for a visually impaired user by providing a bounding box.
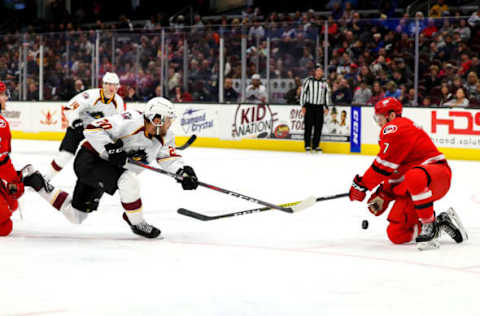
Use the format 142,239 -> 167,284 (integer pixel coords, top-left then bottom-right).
361,117 -> 445,190
0,114 -> 18,182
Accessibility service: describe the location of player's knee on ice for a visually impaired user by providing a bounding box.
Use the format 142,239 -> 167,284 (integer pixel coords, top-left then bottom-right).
387,222 -> 418,244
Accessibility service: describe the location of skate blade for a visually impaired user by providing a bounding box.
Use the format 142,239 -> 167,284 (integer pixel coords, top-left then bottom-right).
417,239 -> 440,251
447,207 -> 468,241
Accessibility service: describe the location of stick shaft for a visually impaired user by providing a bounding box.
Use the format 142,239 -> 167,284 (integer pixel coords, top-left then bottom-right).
177,192 -> 349,221
129,159 -> 294,213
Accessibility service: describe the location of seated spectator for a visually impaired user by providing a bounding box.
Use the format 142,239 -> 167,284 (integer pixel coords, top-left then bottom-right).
367,81 -> 385,105
246,74 -> 267,104
454,19 -> 471,41
224,78 -> 239,103
27,82 -> 38,101
458,53 -> 472,76
464,72 -> 479,97
285,77 -> 302,104
123,86 -> 138,102
332,78 -> 352,105
444,88 -> 469,107
167,67 -> 180,93
151,85 -> 163,98
402,88 -> 417,107
173,85 -> 193,103
439,82 -> 453,106
352,81 -> 372,105
192,81 -> 213,102
422,96 -> 432,107
468,8 -> 480,29
384,81 -> 401,99
451,76 -> 464,92
424,65 -> 441,91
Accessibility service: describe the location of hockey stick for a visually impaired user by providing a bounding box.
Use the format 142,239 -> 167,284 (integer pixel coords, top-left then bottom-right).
129,159 -> 316,213
176,134 -> 197,150
177,193 -> 349,221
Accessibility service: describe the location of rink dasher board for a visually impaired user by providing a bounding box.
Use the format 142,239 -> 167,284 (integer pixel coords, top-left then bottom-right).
4,102 -> 480,160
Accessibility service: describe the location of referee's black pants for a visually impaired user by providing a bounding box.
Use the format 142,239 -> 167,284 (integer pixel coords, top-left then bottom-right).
303,104 -> 324,149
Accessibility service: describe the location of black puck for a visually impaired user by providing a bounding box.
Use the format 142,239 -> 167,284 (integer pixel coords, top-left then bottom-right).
361,220 -> 369,230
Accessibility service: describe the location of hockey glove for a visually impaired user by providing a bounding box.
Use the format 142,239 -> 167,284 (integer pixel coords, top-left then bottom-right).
71,119 -> 84,142
367,184 -> 393,216
349,175 -> 368,202
105,139 -> 127,167
176,166 -> 198,190
127,149 -> 148,163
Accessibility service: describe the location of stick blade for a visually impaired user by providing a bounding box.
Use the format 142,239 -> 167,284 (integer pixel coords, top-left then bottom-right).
290,195 -> 317,213
177,208 -> 214,221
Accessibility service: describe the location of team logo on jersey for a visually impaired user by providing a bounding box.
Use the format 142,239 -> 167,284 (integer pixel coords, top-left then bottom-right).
40,110 -> 58,125
383,125 -> 398,135
0,119 -> 5,128
82,92 -> 89,99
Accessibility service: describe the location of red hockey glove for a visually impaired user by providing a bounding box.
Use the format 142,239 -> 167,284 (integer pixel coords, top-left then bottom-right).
349,175 -> 368,202
367,185 -> 394,216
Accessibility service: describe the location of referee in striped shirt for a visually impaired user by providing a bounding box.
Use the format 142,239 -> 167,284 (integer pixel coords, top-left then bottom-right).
300,64 -> 331,152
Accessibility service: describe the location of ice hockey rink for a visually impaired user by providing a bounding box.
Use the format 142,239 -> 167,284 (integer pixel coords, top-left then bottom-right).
2,139 -> 480,316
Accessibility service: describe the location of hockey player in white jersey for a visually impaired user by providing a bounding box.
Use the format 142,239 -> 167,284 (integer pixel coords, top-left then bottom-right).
22,97 -> 198,238
46,72 -> 125,179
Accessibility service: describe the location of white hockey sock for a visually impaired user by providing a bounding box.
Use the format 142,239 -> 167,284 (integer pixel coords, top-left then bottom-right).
46,151 -> 74,179
37,187 -> 87,224
118,170 -> 144,225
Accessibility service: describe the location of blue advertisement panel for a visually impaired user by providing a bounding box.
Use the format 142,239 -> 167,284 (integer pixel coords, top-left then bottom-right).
350,106 -> 361,152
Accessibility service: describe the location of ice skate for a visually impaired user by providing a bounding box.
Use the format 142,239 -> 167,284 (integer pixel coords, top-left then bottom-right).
20,165 -> 54,193
416,220 -> 440,251
122,213 -> 161,239
438,208 -> 468,243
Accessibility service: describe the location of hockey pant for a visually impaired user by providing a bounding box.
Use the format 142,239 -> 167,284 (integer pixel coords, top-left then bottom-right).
386,162 -> 451,244
38,148 -> 145,226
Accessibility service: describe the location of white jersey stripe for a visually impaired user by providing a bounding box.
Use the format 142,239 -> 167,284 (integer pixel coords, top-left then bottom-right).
411,190 -> 433,201
421,154 -> 446,165
375,156 -> 400,169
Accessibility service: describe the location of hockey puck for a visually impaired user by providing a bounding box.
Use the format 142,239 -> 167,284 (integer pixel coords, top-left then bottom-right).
361,220 -> 369,230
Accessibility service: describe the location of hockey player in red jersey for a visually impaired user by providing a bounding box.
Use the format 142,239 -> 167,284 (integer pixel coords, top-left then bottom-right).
349,97 -> 467,250
0,81 -> 24,236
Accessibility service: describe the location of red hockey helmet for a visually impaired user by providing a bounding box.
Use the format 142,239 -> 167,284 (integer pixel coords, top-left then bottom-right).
374,97 -> 402,116
0,81 -> 6,94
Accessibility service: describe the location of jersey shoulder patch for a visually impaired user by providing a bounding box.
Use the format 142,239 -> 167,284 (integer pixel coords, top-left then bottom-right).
382,124 -> 398,135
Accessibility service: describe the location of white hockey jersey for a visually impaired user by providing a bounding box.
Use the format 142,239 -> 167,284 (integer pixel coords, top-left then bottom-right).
65,88 -> 125,128
82,110 -> 184,174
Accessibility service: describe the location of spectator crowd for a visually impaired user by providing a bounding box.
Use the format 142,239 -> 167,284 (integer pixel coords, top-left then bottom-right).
0,0 -> 480,108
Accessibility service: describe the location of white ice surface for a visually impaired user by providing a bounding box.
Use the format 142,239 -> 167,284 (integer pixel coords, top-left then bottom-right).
1,140 -> 480,316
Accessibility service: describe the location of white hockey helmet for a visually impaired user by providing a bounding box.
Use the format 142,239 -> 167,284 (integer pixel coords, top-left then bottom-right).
102,72 -> 120,86
144,97 -> 176,134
